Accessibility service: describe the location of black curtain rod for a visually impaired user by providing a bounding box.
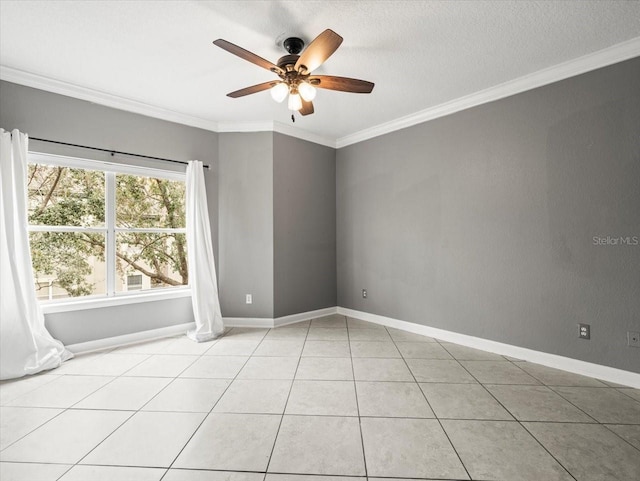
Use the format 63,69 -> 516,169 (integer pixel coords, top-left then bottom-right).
30,137 -> 210,170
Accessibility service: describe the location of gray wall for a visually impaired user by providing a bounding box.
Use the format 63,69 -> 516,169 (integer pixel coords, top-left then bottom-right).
218,132 -> 274,318
0,81 -> 219,343
218,132 -> 338,318
1,80 -> 339,332
273,133 -> 336,317
337,58 -> 640,372
45,298 -> 194,345
6,53 -> 636,372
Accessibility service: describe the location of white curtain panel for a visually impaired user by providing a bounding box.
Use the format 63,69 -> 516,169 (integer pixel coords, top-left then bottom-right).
0,129 -> 72,380
186,160 -> 224,342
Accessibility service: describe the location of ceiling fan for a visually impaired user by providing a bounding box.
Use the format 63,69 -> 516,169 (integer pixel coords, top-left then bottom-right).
213,29 -> 374,117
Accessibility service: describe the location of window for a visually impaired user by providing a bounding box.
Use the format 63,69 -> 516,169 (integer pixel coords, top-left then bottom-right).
126,274 -> 143,291
27,153 -> 188,302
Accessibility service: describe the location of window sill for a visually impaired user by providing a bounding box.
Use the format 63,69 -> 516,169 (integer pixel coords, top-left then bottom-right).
40,288 -> 192,314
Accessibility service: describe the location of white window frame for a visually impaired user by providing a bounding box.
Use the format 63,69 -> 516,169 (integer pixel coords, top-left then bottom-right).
28,152 -> 190,313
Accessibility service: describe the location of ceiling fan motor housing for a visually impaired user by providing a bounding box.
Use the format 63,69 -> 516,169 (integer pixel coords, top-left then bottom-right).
278,37 -> 305,71
277,54 -> 300,70
283,37 -> 304,54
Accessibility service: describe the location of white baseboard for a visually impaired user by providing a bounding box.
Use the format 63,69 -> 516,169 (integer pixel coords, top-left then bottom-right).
274,306 -> 338,327
224,306 -> 338,328
66,307 -> 339,353
338,307 -> 640,389
65,306 -> 638,389
66,322 -> 195,354
222,317 -> 274,328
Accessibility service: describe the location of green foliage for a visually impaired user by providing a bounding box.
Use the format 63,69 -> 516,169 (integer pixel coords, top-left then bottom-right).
114,174 -> 187,287
116,174 -> 185,229
29,166 -> 105,227
116,233 -> 188,286
30,232 -> 102,297
28,164 -> 187,298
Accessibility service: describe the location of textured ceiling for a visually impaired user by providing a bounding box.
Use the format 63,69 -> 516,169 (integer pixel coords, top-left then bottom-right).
1,1 -> 640,143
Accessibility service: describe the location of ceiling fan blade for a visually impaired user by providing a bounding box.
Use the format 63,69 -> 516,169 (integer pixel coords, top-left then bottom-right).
227,81 -> 278,98
294,29 -> 343,73
299,99 -> 314,116
309,75 -> 374,93
213,39 -> 283,75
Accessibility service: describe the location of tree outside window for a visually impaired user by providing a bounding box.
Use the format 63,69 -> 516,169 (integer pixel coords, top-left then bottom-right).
27,160 -> 187,300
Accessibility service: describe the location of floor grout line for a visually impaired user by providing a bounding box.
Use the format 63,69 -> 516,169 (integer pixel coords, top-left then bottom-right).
72,335 -> 218,477
438,340 -> 579,481
385,325 -> 473,481
0,343 -> 160,456
159,329 -> 266,479
2,317 -> 639,479
347,315 -> 369,478
600,423 -> 640,454
262,321 -> 310,475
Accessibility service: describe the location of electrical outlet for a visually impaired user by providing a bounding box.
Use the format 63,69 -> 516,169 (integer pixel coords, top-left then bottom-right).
245,294 -> 252,304
628,331 -> 640,348
579,323 -> 590,340
362,289 -> 367,299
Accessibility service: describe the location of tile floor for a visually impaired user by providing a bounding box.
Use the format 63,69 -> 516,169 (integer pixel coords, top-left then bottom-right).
1,314 -> 639,481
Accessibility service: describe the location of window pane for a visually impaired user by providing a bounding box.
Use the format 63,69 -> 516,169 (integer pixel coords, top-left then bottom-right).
30,231 -> 106,300
116,174 -> 186,229
116,233 -> 187,292
28,164 -> 105,227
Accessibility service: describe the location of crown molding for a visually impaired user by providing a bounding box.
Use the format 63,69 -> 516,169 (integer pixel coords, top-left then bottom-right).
3,36 -> 639,151
272,121 -> 336,148
336,36 -> 640,148
0,65 -> 336,148
217,120 -> 335,147
0,65 -> 221,132
217,121 -> 273,133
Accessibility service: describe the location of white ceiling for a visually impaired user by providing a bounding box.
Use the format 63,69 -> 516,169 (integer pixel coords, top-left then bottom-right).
1,1 -> 640,146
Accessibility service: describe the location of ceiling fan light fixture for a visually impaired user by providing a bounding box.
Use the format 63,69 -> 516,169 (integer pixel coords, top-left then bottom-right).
298,81 -> 317,101
288,92 -> 302,111
270,82 -> 288,103
214,29 -> 374,117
